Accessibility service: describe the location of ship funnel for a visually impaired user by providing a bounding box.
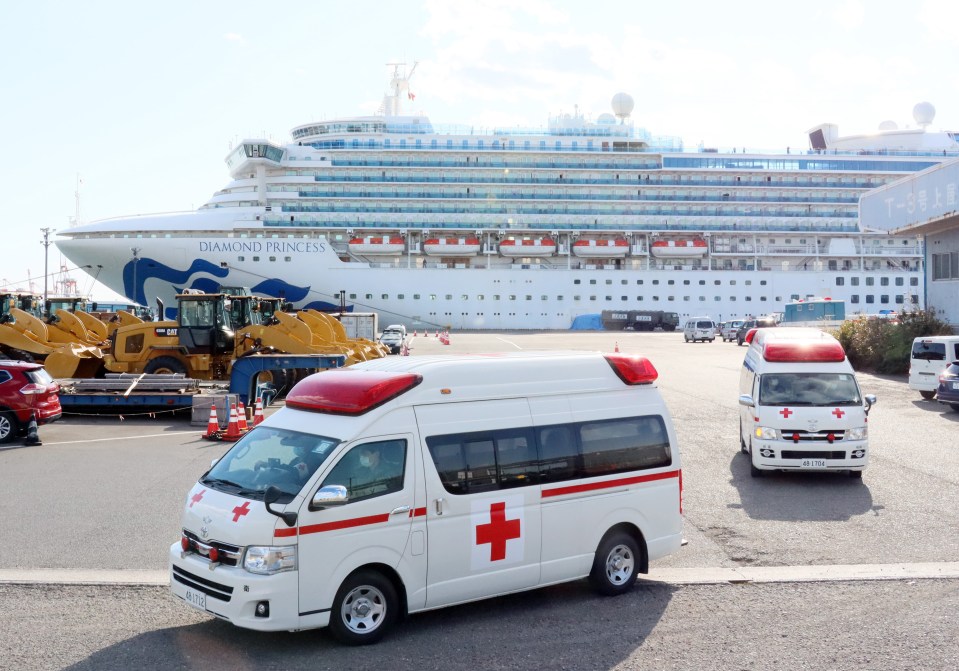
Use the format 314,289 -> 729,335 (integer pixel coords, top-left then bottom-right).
807,123 -> 838,150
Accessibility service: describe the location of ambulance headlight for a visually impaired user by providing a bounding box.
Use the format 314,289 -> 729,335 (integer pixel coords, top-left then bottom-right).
243,546 -> 297,574
755,426 -> 778,440
846,426 -> 867,440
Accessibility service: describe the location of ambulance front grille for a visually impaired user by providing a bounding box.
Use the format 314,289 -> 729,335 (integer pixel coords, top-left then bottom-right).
172,565 -> 234,602
781,450 -> 847,460
780,430 -> 846,442
182,530 -> 242,567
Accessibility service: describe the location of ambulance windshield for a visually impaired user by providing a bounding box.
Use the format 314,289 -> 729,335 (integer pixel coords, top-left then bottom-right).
759,373 -> 861,407
201,426 -> 340,502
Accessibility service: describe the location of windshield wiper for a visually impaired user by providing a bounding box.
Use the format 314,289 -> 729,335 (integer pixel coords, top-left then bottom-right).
200,476 -> 245,490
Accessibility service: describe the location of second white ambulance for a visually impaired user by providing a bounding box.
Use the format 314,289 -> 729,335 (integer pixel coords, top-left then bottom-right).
170,351 -> 683,644
738,328 -> 876,479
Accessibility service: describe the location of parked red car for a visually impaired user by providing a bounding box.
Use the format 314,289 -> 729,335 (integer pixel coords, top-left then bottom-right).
0,360 -> 62,443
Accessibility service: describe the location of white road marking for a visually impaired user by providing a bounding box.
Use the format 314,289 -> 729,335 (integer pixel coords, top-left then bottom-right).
3,562 -> 958,587
495,336 -> 523,349
38,432 -> 202,446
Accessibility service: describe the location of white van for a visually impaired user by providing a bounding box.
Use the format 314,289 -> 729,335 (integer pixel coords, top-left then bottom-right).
684,318 -> 716,343
908,336 -> 959,399
738,328 -> 876,479
170,352 -> 683,643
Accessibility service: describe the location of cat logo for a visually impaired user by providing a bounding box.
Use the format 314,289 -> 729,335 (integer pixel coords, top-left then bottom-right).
155,327 -> 178,337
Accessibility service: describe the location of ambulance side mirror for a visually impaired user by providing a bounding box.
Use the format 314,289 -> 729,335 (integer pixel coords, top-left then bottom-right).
864,394 -> 877,416
738,394 -> 755,408
311,485 -> 349,510
210,458 -> 219,468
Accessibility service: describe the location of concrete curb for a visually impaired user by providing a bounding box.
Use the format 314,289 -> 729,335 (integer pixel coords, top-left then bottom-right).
2,562 -> 959,587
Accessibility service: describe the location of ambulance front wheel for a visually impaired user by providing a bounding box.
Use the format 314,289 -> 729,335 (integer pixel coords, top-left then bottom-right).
589,531 -> 640,596
329,570 -> 398,645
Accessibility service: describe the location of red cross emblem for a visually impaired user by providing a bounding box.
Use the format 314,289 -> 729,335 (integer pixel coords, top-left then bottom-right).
231,501 -> 251,522
189,489 -> 206,508
779,407 -> 793,418
832,408 -> 845,419
475,502 -> 521,562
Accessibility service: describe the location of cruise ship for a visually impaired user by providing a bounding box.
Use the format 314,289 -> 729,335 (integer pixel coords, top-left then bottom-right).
56,65 -> 959,330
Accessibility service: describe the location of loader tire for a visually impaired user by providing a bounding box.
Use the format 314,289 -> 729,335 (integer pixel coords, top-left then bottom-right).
144,356 -> 188,376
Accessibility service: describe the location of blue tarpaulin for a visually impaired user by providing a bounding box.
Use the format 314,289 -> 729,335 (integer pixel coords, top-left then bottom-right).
570,314 -> 603,330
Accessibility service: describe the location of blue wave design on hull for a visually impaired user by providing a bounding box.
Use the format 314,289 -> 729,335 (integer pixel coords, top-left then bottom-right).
124,257 -> 348,315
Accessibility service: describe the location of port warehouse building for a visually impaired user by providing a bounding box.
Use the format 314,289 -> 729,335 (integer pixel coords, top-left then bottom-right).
860,159 -> 959,332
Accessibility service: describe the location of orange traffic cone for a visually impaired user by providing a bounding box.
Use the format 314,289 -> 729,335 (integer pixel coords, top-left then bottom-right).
203,404 -> 220,439
253,398 -> 265,425
401,342 -> 410,356
614,342 -> 620,352
238,401 -> 249,433
413,330 -> 417,337
224,403 -> 242,441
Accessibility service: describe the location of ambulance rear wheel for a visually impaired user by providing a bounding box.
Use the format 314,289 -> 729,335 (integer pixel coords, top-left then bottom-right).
0,412 -> 19,444
329,570 -> 398,645
589,531 -> 640,596
919,390 -> 936,400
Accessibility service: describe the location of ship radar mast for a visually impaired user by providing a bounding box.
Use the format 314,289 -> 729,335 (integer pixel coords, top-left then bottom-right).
379,61 -> 418,117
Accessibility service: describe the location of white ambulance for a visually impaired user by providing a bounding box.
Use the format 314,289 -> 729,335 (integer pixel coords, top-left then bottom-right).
738,328 -> 876,479
908,335 -> 959,399
170,351 -> 683,644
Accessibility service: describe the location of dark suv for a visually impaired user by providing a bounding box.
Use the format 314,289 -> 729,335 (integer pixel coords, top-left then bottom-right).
0,361 -> 62,443
936,361 -> 959,412
736,317 -> 777,346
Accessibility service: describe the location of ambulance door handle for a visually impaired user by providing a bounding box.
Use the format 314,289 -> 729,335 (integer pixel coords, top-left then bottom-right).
390,506 -> 411,516
434,498 -> 445,515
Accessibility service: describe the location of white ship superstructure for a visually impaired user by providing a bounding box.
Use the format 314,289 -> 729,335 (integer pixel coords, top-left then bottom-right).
56,66 -> 959,330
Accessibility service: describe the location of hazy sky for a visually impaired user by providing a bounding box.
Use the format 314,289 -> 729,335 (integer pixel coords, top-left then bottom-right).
3,0 -> 958,300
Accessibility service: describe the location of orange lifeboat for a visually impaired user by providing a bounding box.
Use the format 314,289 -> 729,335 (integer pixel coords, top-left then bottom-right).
571,237 -> 629,258
498,237 -> 556,257
348,236 -> 405,255
650,238 -> 708,258
422,236 -> 482,257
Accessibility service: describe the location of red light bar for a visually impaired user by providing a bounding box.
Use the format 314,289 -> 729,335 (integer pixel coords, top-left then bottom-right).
605,353 -> 658,385
763,340 -> 846,363
286,370 -> 422,415
744,328 -> 759,344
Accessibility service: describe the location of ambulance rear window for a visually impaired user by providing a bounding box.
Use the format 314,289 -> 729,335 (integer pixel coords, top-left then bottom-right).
911,341 -> 946,361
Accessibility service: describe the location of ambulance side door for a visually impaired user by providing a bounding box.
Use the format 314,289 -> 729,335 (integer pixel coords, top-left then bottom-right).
296,433 -> 418,619
414,399 -> 542,608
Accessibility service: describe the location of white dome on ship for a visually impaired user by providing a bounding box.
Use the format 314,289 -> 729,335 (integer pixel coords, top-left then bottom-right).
597,113 -> 616,124
611,92 -> 634,120
913,101 -> 935,127
878,120 -> 898,131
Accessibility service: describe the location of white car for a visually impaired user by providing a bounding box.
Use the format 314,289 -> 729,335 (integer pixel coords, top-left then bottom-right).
683,318 -> 716,343
721,320 -> 744,342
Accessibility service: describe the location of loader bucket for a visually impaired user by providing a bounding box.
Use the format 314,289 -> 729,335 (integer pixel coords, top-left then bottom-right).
43,348 -> 106,379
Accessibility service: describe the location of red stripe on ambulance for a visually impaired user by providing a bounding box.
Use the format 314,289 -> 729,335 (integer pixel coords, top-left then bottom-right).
541,469 -> 681,499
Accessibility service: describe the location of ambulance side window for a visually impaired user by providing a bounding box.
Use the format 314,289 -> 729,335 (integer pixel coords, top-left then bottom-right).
320,439 -> 406,503
426,428 -> 538,494
537,426 -> 579,483
579,416 -> 671,475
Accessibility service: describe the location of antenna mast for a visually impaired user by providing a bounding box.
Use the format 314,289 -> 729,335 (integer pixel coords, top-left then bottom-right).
380,61 -> 419,117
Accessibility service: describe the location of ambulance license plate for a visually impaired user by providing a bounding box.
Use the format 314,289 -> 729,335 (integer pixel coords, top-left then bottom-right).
952,382 -> 959,390
177,585 -> 207,611
801,459 -> 826,468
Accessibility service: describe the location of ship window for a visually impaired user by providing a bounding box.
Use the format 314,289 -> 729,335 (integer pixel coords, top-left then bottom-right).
269,256 -> 276,262
509,295 -> 516,300
895,277 -> 904,286
866,295 -> 875,304
714,297 -> 721,301
714,280 -> 721,285
866,277 -> 875,286
682,296 -> 689,301
590,280 -> 597,285
398,294 -> 405,299
910,277 -> 918,286
652,296 -> 659,301
238,256 -> 245,262
543,296 -> 549,301
430,294 -> 437,300
730,296 -> 737,301
851,295 -> 860,303
851,277 -> 859,286
366,294 -> 373,300
652,280 -> 659,285
285,257 -> 291,262
477,295 -> 483,300
699,296 -> 706,301
413,294 -> 420,299
606,279 -> 612,285
836,277 -> 845,286
745,280 -> 752,286
668,280 -> 675,286
760,297 -> 767,302
493,295 -> 500,300
637,280 -> 643,285
446,295 -> 453,300
605,296 -> 612,301
526,296 -> 533,301
253,256 -> 260,262
760,280 -> 767,286
730,280 -> 736,286
745,296 -> 752,301
621,280 -> 628,285
699,280 -> 706,285
880,295 -> 889,304
557,295 -> 563,300
881,277 -> 890,286
621,296 -> 628,301
574,279 -> 581,285
574,295 -> 581,301
683,280 -> 690,285
460,295 -> 467,301
668,296 -> 675,302
384,294 -> 390,300
895,295 -> 904,304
